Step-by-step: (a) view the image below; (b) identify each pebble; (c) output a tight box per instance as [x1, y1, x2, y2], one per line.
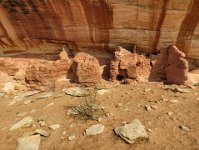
[46, 102, 55, 107]
[62, 131, 66, 135]
[169, 99, 178, 103]
[116, 103, 123, 107]
[37, 92, 53, 100]
[68, 134, 76, 141]
[180, 125, 190, 132]
[196, 98, 199, 101]
[49, 124, 60, 130]
[167, 112, 173, 116]
[145, 105, 152, 111]
[24, 100, 33, 105]
[85, 124, 105, 136]
[97, 89, 110, 96]
[39, 121, 46, 127]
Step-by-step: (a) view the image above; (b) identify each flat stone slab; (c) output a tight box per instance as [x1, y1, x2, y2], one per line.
[9, 117, 34, 131]
[49, 124, 60, 130]
[114, 119, 149, 144]
[86, 124, 105, 136]
[16, 135, 41, 150]
[64, 87, 89, 97]
[35, 129, 50, 137]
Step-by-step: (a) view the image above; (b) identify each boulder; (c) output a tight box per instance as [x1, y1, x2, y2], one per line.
[166, 46, 189, 85]
[114, 119, 148, 144]
[16, 135, 41, 150]
[73, 53, 101, 84]
[110, 47, 151, 82]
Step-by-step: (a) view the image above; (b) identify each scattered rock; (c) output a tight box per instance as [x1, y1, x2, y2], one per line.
[49, 124, 60, 130]
[196, 98, 199, 101]
[35, 129, 49, 137]
[167, 112, 173, 116]
[67, 108, 79, 115]
[38, 121, 46, 127]
[64, 87, 89, 97]
[16, 135, 41, 150]
[114, 119, 149, 144]
[169, 99, 178, 103]
[24, 100, 33, 105]
[85, 124, 105, 136]
[97, 89, 110, 96]
[68, 134, 76, 141]
[145, 105, 152, 111]
[116, 103, 123, 108]
[46, 102, 55, 107]
[37, 92, 53, 100]
[9, 117, 34, 131]
[180, 125, 190, 132]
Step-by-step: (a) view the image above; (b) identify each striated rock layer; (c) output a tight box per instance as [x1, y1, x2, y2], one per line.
[0, 0, 199, 61]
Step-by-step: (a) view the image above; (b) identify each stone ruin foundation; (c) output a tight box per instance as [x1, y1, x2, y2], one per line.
[0, 45, 198, 94]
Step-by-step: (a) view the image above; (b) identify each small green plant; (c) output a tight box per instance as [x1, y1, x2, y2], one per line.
[67, 86, 104, 120]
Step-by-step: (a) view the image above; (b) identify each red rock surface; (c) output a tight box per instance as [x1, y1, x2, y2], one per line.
[110, 47, 151, 82]
[73, 52, 101, 84]
[166, 46, 189, 85]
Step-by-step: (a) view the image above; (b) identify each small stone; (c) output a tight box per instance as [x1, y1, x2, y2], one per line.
[151, 105, 158, 110]
[85, 124, 105, 136]
[37, 92, 53, 100]
[9, 117, 34, 131]
[114, 119, 149, 144]
[180, 125, 190, 132]
[67, 108, 79, 115]
[196, 98, 199, 101]
[64, 87, 89, 97]
[97, 89, 110, 96]
[24, 100, 33, 105]
[39, 121, 46, 127]
[62, 131, 66, 135]
[35, 129, 49, 137]
[116, 103, 123, 107]
[167, 112, 173, 116]
[147, 128, 152, 132]
[169, 99, 178, 103]
[145, 105, 152, 111]
[46, 102, 55, 107]
[60, 136, 65, 140]
[68, 134, 76, 141]
[98, 117, 102, 123]
[16, 135, 41, 150]
[122, 121, 127, 125]
[49, 124, 60, 130]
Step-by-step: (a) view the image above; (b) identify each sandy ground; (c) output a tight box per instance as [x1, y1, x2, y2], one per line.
[0, 82, 198, 150]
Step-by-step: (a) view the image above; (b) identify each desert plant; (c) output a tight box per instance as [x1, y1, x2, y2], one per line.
[67, 86, 104, 120]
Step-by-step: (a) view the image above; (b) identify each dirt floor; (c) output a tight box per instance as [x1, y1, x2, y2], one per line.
[0, 82, 198, 150]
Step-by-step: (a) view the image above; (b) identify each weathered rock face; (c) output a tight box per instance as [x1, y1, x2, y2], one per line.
[110, 47, 151, 82]
[150, 46, 190, 85]
[166, 46, 189, 85]
[73, 52, 101, 84]
[0, 0, 199, 61]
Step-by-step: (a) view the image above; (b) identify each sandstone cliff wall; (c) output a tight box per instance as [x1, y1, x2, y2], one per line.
[0, 0, 199, 60]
